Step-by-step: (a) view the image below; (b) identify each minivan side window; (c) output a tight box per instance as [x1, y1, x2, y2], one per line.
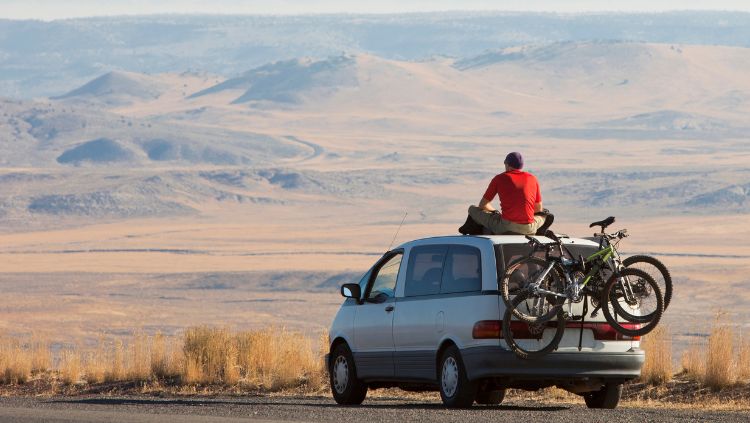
[366, 253, 402, 302]
[441, 245, 482, 294]
[404, 245, 447, 297]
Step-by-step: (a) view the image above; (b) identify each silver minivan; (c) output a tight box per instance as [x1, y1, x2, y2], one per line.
[327, 235, 644, 408]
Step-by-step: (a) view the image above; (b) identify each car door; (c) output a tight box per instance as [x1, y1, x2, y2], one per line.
[352, 250, 403, 379]
[393, 245, 447, 381]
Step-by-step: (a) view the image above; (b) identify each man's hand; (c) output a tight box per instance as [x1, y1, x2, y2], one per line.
[534, 202, 543, 213]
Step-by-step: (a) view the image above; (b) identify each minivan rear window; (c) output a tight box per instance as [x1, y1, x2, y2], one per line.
[494, 241, 600, 288]
[404, 245, 447, 297]
[441, 245, 481, 294]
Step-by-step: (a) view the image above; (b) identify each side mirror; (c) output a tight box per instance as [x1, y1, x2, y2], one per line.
[341, 283, 361, 300]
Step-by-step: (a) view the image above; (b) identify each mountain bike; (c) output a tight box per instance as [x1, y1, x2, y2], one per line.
[498, 220, 663, 358]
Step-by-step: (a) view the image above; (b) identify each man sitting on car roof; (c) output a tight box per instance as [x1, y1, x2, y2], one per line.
[467, 151, 547, 235]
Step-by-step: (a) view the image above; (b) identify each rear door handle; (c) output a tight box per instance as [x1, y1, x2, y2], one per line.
[385, 305, 395, 312]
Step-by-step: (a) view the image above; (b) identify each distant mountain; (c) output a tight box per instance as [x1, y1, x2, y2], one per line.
[3, 12, 750, 98]
[190, 56, 357, 105]
[57, 138, 135, 164]
[52, 71, 165, 105]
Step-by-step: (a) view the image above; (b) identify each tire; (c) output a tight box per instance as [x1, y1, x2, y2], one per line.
[501, 256, 566, 323]
[601, 268, 663, 337]
[329, 344, 368, 405]
[502, 290, 566, 359]
[623, 255, 672, 311]
[475, 388, 506, 405]
[438, 345, 477, 408]
[584, 383, 622, 409]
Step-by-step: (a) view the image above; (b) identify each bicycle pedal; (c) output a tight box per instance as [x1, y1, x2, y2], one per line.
[568, 315, 584, 321]
[590, 311, 599, 318]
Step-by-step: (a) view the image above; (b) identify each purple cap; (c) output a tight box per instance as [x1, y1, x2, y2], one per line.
[504, 152, 524, 169]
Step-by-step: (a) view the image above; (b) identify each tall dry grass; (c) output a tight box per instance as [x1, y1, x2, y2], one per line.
[737, 337, 750, 382]
[0, 338, 32, 384]
[678, 317, 750, 389]
[0, 327, 327, 391]
[183, 326, 324, 390]
[704, 324, 734, 389]
[640, 326, 672, 385]
[59, 349, 82, 385]
[681, 342, 706, 381]
[30, 337, 51, 374]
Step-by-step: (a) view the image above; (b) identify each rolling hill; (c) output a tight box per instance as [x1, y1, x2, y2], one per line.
[0, 41, 747, 226]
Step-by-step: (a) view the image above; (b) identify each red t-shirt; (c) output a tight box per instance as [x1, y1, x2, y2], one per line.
[482, 170, 542, 224]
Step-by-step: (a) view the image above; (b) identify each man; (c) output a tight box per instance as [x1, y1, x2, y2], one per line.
[468, 152, 546, 235]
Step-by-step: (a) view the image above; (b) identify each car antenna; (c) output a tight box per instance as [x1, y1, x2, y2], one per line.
[386, 212, 408, 252]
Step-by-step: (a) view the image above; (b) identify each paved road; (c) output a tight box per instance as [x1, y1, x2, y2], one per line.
[0, 395, 746, 422]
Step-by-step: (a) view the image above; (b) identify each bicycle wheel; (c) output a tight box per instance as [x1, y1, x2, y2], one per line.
[501, 256, 566, 323]
[502, 290, 565, 360]
[601, 268, 663, 337]
[622, 255, 672, 311]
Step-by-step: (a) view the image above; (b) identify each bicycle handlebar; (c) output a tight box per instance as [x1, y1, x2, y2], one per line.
[594, 229, 628, 240]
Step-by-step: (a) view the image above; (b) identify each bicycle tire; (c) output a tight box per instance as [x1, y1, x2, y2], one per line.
[622, 255, 672, 311]
[609, 267, 662, 324]
[501, 256, 566, 323]
[601, 268, 663, 337]
[502, 290, 565, 360]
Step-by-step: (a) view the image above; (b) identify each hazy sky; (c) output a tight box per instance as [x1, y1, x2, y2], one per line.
[4, 0, 750, 20]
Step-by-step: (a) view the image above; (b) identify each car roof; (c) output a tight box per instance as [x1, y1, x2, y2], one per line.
[396, 234, 600, 250]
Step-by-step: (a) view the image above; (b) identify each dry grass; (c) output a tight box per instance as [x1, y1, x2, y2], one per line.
[677, 316, 750, 390]
[30, 337, 51, 374]
[640, 326, 673, 385]
[0, 327, 327, 392]
[705, 324, 734, 389]
[59, 349, 82, 385]
[1, 323, 748, 401]
[737, 337, 750, 382]
[0, 339, 32, 384]
[680, 343, 706, 381]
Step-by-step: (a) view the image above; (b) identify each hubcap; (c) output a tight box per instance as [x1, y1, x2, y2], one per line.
[332, 355, 349, 394]
[441, 357, 459, 398]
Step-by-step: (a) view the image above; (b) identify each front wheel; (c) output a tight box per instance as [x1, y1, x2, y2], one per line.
[329, 344, 368, 405]
[601, 268, 663, 337]
[438, 345, 477, 408]
[623, 255, 672, 311]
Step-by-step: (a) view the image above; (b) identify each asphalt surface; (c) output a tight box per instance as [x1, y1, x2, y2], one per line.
[0, 395, 746, 422]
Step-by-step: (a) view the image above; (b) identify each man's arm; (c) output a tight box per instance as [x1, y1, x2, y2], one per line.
[534, 202, 543, 213]
[479, 197, 497, 212]
[479, 176, 498, 212]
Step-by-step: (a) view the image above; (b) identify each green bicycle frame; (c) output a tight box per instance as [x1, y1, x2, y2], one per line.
[576, 244, 616, 288]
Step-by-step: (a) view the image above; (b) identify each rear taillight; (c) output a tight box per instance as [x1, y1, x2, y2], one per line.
[472, 320, 501, 339]
[472, 320, 562, 339]
[473, 320, 641, 341]
[564, 322, 641, 341]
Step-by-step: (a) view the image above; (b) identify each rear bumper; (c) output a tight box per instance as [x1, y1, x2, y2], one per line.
[462, 346, 644, 382]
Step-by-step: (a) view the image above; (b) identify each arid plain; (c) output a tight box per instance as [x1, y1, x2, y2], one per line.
[0, 42, 748, 357]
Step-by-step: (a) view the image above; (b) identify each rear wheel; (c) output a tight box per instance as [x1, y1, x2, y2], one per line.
[501, 257, 566, 323]
[584, 383, 622, 409]
[623, 255, 672, 311]
[438, 345, 477, 408]
[475, 388, 506, 405]
[329, 344, 368, 405]
[601, 268, 663, 337]
[502, 290, 566, 359]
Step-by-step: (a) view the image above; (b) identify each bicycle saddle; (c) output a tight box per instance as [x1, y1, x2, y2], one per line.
[589, 216, 615, 229]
